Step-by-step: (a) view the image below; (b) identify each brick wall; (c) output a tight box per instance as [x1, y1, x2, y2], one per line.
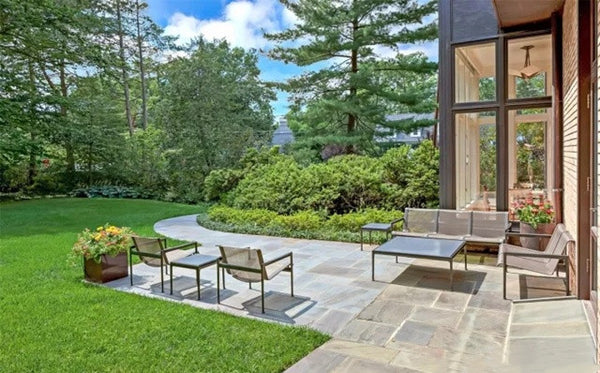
[562, 0, 579, 294]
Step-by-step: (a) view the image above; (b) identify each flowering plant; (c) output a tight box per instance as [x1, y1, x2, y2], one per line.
[511, 196, 554, 229]
[71, 224, 135, 263]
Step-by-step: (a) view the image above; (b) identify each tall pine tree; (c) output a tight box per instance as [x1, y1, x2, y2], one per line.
[265, 0, 438, 157]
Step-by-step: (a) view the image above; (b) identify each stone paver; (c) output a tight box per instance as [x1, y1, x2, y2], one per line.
[104, 215, 598, 372]
[390, 320, 436, 346]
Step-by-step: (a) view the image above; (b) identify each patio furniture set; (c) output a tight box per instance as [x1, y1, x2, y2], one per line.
[367, 208, 575, 299]
[128, 208, 576, 310]
[129, 237, 293, 313]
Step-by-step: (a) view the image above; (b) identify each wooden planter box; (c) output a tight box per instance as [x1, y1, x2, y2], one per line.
[84, 252, 128, 283]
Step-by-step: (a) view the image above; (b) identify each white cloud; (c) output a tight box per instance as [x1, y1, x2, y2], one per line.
[164, 0, 280, 49]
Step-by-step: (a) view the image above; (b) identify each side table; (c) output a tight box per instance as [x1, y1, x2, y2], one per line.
[170, 254, 220, 300]
[360, 223, 393, 251]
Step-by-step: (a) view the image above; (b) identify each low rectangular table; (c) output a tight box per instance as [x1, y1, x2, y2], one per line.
[372, 236, 467, 287]
[170, 254, 220, 300]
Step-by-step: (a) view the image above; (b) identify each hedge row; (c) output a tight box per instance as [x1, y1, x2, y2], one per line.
[202, 205, 403, 243]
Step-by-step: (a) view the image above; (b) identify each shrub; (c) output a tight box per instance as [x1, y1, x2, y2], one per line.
[203, 168, 244, 202]
[206, 205, 399, 243]
[327, 209, 402, 232]
[211, 141, 439, 215]
[208, 205, 279, 226]
[70, 185, 153, 199]
[324, 155, 385, 213]
[230, 158, 318, 214]
[381, 140, 439, 208]
[274, 210, 324, 231]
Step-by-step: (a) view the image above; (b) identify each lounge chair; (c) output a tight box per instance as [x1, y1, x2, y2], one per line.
[130, 236, 198, 292]
[498, 223, 575, 300]
[217, 245, 293, 313]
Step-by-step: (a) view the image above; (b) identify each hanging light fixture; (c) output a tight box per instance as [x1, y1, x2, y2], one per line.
[519, 45, 541, 80]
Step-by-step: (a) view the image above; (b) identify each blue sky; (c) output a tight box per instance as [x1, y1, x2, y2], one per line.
[146, 0, 438, 117]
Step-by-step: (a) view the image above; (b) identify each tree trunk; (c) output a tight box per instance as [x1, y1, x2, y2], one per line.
[60, 61, 76, 183]
[432, 80, 439, 148]
[117, 0, 135, 136]
[346, 18, 359, 154]
[27, 62, 37, 186]
[135, 0, 148, 130]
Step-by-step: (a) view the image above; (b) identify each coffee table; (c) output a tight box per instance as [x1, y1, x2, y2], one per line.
[170, 254, 220, 300]
[371, 236, 467, 288]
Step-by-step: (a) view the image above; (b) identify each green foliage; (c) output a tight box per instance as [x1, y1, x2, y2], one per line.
[266, 0, 438, 155]
[71, 185, 152, 199]
[204, 205, 400, 243]
[231, 157, 316, 214]
[381, 140, 440, 208]
[511, 197, 554, 229]
[155, 39, 275, 203]
[516, 121, 545, 188]
[122, 126, 170, 196]
[0, 199, 327, 372]
[203, 168, 244, 202]
[70, 223, 135, 263]
[204, 146, 283, 202]
[479, 125, 497, 191]
[275, 210, 324, 231]
[221, 141, 439, 215]
[208, 205, 279, 227]
[327, 209, 401, 232]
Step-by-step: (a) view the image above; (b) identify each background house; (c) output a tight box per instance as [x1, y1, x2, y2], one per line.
[271, 117, 295, 150]
[375, 113, 436, 146]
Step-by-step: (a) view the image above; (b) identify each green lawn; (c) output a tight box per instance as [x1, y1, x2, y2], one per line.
[0, 198, 328, 372]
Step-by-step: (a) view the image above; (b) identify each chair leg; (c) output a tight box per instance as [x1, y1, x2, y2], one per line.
[290, 267, 294, 297]
[261, 277, 265, 313]
[249, 282, 252, 289]
[129, 251, 133, 286]
[360, 229, 363, 251]
[503, 260, 507, 300]
[217, 263, 221, 304]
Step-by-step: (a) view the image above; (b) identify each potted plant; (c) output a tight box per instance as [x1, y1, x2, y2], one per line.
[71, 223, 135, 283]
[511, 196, 555, 250]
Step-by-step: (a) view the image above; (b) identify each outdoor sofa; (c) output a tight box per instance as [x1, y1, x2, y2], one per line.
[392, 208, 510, 245]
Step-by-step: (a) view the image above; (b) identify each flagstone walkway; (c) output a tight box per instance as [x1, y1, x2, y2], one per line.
[106, 214, 598, 372]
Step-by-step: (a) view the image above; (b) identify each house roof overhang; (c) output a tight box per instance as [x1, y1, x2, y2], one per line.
[492, 0, 564, 29]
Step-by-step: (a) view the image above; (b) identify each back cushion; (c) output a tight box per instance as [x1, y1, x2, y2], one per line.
[437, 210, 471, 236]
[404, 208, 438, 233]
[471, 211, 508, 238]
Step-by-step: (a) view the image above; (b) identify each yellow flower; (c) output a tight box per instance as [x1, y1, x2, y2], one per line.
[96, 226, 103, 231]
[94, 233, 102, 241]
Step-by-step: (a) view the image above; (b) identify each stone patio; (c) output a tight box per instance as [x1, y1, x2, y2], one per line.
[106, 215, 598, 372]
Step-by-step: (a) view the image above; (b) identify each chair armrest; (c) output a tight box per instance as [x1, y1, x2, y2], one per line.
[218, 262, 262, 273]
[505, 232, 552, 238]
[263, 252, 293, 266]
[390, 218, 404, 230]
[163, 241, 198, 253]
[504, 252, 568, 260]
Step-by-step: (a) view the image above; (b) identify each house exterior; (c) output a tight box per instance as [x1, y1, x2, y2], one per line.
[439, 0, 599, 358]
[375, 113, 436, 145]
[271, 117, 295, 149]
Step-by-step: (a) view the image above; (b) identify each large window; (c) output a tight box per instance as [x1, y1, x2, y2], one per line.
[507, 108, 555, 218]
[455, 112, 497, 211]
[454, 43, 496, 103]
